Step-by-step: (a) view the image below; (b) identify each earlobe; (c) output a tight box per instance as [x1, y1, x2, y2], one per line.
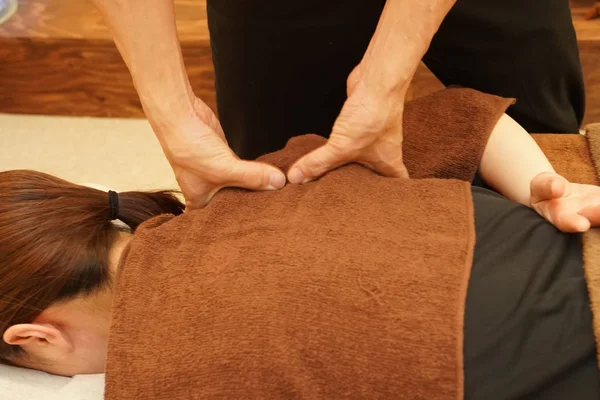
[3, 323, 71, 351]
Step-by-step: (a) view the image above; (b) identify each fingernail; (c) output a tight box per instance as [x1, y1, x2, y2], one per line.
[268, 172, 286, 190]
[288, 168, 305, 184]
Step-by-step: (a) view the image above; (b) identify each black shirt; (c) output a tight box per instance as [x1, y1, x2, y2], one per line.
[465, 187, 600, 399]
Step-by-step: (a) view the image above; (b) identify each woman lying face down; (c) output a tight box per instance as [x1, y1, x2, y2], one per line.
[0, 179, 182, 376]
[1, 102, 600, 396]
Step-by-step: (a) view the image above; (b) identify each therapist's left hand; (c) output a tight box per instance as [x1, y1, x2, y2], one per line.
[531, 172, 600, 232]
[287, 65, 410, 184]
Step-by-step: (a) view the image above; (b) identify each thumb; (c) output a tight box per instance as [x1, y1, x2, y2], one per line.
[531, 172, 568, 203]
[225, 159, 287, 191]
[288, 143, 349, 184]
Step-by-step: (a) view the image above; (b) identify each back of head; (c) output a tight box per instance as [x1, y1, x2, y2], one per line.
[0, 170, 184, 364]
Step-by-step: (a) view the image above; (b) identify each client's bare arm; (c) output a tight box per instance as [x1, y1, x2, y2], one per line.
[479, 114, 555, 206]
[479, 115, 600, 232]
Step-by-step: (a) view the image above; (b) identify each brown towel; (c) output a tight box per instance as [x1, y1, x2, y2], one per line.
[532, 134, 598, 186]
[533, 125, 600, 372]
[571, 124, 600, 372]
[105, 88, 512, 400]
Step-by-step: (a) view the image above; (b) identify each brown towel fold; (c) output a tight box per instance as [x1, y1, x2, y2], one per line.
[105, 88, 512, 400]
[533, 125, 600, 373]
[532, 134, 598, 186]
[576, 123, 600, 372]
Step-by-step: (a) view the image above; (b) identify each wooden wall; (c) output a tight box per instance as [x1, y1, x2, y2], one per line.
[0, 0, 215, 117]
[0, 0, 598, 126]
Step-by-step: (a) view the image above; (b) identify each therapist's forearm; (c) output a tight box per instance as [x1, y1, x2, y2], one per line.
[92, 0, 193, 127]
[360, 0, 455, 95]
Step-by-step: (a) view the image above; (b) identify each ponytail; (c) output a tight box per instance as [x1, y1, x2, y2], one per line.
[116, 190, 185, 230]
[0, 170, 184, 363]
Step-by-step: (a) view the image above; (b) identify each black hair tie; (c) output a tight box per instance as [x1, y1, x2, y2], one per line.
[108, 190, 120, 221]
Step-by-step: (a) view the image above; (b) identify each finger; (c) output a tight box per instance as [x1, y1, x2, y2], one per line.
[550, 175, 569, 198]
[531, 172, 567, 202]
[553, 211, 591, 233]
[288, 143, 350, 184]
[576, 217, 593, 232]
[578, 204, 600, 227]
[226, 159, 287, 191]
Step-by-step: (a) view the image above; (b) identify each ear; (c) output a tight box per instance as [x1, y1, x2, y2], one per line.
[3, 324, 72, 353]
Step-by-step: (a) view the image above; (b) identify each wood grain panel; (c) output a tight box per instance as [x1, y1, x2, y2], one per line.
[573, 4, 600, 125]
[0, 0, 598, 124]
[580, 41, 600, 125]
[0, 37, 216, 117]
[0, 0, 209, 41]
[572, 0, 600, 27]
[0, 0, 213, 117]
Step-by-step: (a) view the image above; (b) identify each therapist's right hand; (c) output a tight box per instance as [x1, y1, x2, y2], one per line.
[151, 97, 287, 209]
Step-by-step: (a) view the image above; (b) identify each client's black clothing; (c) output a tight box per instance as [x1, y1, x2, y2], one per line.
[207, 0, 584, 159]
[466, 187, 600, 399]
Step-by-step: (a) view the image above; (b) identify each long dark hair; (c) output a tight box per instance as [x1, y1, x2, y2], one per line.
[0, 170, 184, 363]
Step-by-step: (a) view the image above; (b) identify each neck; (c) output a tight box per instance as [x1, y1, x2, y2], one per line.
[109, 232, 133, 277]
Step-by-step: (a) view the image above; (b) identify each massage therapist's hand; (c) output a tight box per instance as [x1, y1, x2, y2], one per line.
[531, 172, 600, 232]
[287, 0, 457, 183]
[90, 0, 286, 209]
[288, 65, 410, 184]
[152, 97, 286, 209]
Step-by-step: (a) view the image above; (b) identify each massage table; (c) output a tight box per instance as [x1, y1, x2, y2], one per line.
[1, 123, 600, 400]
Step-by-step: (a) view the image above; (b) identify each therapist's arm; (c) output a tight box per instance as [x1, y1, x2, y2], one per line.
[91, 0, 192, 123]
[359, 0, 455, 96]
[289, 0, 456, 184]
[91, 0, 286, 209]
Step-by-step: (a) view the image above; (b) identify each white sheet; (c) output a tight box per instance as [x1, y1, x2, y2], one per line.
[0, 365, 104, 400]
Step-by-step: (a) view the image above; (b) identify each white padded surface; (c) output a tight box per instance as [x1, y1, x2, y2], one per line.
[1, 113, 179, 399]
[0, 365, 104, 400]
